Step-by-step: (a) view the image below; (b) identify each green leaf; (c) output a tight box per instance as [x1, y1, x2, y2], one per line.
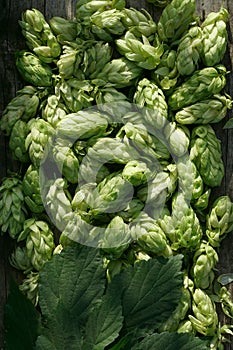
[4, 280, 39, 350]
[130, 331, 208, 350]
[82, 291, 123, 350]
[224, 118, 233, 129]
[218, 273, 233, 286]
[37, 243, 106, 349]
[109, 255, 183, 332]
[35, 335, 57, 350]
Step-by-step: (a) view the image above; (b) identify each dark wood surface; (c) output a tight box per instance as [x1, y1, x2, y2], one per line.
[1, 0, 233, 348]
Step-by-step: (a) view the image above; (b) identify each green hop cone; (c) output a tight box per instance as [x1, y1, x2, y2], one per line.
[116, 31, 164, 70]
[56, 41, 84, 79]
[206, 195, 233, 247]
[175, 94, 232, 125]
[191, 240, 219, 289]
[56, 109, 108, 141]
[18, 218, 55, 271]
[121, 8, 157, 39]
[91, 172, 134, 218]
[130, 212, 172, 257]
[20, 8, 61, 63]
[49, 16, 79, 44]
[168, 65, 227, 110]
[19, 271, 39, 306]
[16, 51, 53, 86]
[201, 7, 229, 67]
[190, 125, 224, 187]
[100, 216, 131, 259]
[25, 118, 55, 167]
[52, 138, 79, 184]
[157, 0, 196, 43]
[22, 165, 44, 214]
[9, 120, 30, 163]
[189, 288, 218, 336]
[95, 57, 143, 87]
[176, 25, 203, 76]
[116, 198, 144, 222]
[90, 9, 125, 41]
[82, 41, 112, 79]
[45, 178, 72, 231]
[56, 78, 94, 112]
[133, 78, 169, 129]
[0, 86, 39, 136]
[0, 176, 28, 238]
[122, 160, 152, 186]
[42, 94, 68, 127]
[10, 246, 33, 273]
[153, 49, 179, 90]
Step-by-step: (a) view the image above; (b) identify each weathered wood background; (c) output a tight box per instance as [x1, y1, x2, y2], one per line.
[1, 0, 233, 348]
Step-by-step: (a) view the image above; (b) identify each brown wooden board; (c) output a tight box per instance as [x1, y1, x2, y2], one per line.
[1, 0, 233, 348]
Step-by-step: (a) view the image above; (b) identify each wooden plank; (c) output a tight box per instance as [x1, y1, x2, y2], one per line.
[1, 0, 233, 348]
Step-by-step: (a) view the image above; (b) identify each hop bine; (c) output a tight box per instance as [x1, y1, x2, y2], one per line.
[16, 51, 53, 87]
[168, 65, 227, 110]
[0, 176, 28, 238]
[19, 8, 61, 63]
[0, 86, 39, 136]
[201, 7, 229, 67]
[190, 125, 224, 187]
[157, 0, 196, 43]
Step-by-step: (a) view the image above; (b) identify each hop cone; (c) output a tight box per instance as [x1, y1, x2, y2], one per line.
[56, 109, 108, 141]
[52, 138, 80, 184]
[100, 216, 131, 259]
[16, 51, 53, 86]
[122, 160, 152, 186]
[121, 8, 157, 39]
[201, 7, 229, 66]
[189, 288, 218, 336]
[95, 57, 143, 87]
[175, 94, 232, 124]
[49, 16, 78, 44]
[159, 193, 203, 251]
[9, 120, 30, 163]
[190, 125, 224, 187]
[176, 25, 203, 76]
[57, 78, 94, 112]
[22, 165, 44, 214]
[19, 8, 60, 63]
[0, 86, 39, 136]
[153, 49, 179, 90]
[25, 118, 55, 167]
[131, 213, 172, 257]
[45, 178, 72, 230]
[157, 0, 196, 43]
[56, 41, 85, 79]
[116, 31, 164, 70]
[17, 218, 55, 271]
[168, 65, 227, 110]
[191, 240, 218, 289]
[133, 78, 168, 129]
[0, 176, 28, 238]
[206, 196, 233, 247]
[10, 246, 33, 273]
[42, 94, 68, 127]
[90, 9, 125, 41]
[19, 271, 39, 306]
[82, 41, 112, 79]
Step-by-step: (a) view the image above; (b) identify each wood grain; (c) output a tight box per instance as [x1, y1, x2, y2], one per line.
[1, 1, 233, 348]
